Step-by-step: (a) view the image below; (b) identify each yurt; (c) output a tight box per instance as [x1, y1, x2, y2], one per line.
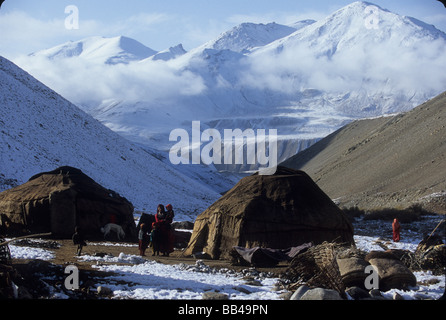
[184, 167, 354, 259]
[0, 166, 136, 240]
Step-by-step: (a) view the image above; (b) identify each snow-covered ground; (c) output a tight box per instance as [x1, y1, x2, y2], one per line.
[8, 218, 445, 300]
[84, 256, 281, 300]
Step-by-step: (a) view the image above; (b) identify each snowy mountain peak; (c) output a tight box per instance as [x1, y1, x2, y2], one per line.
[287, 19, 316, 30]
[151, 44, 187, 61]
[12, 2, 446, 175]
[113, 36, 158, 61]
[30, 35, 158, 64]
[206, 22, 297, 53]
[263, 0, 446, 60]
[319, 1, 446, 39]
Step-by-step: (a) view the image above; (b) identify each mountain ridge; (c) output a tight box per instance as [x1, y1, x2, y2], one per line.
[29, 35, 158, 64]
[0, 56, 226, 219]
[281, 90, 446, 213]
[13, 1, 446, 173]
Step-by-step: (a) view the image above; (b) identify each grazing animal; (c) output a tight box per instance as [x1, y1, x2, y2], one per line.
[100, 223, 126, 240]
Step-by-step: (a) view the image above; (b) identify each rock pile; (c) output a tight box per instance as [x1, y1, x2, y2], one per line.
[280, 240, 444, 300]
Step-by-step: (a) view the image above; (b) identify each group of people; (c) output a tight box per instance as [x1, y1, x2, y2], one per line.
[71, 204, 176, 257]
[138, 204, 175, 257]
[73, 209, 403, 258]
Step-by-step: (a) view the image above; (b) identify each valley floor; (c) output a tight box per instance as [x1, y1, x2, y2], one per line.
[5, 214, 445, 301]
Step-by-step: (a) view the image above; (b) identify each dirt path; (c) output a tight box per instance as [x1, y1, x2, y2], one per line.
[12, 238, 288, 276]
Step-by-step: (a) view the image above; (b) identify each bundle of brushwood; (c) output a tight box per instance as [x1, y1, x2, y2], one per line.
[283, 241, 347, 298]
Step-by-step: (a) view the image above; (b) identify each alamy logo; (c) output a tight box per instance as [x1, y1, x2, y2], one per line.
[65, 5, 79, 30]
[169, 121, 278, 175]
[364, 265, 379, 290]
[364, 5, 380, 30]
[64, 265, 79, 290]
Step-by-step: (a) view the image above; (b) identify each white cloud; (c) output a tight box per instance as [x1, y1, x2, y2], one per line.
[0, 10, 102, 59]
[239, 34, 446, 96]
[14, 54, 206, 106]
[0, 10, 177, 59]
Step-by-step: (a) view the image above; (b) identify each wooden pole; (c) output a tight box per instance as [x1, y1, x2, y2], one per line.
[0, 232, 52, 247]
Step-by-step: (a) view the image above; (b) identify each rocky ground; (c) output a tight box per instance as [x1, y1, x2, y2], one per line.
[2, 214, 444, 300]
[6, 237, 287, 299]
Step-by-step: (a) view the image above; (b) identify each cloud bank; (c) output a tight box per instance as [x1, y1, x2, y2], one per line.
[14, 54, 207, 106]
[241, 35, 446, 96]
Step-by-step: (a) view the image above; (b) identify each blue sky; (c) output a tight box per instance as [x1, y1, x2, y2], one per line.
[1, 0, 445, 59]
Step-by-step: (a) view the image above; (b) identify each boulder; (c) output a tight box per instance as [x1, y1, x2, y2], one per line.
[345, 286, 370, 300]
[290, 285, 310, 300]
[202, 291, 229, 300]
[97, 286, 113, 296]
[300, 288, 343, 300]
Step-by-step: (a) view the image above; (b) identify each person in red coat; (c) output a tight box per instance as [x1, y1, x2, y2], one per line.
[154, 204, 174, 256]
[392, 218, 401, 242]
[155, 204, 166, 223]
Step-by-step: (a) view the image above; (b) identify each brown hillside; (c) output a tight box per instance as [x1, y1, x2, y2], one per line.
[282, 91, 446, 213]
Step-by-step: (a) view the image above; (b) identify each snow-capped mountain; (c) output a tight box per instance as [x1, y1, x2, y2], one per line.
[202, 22, 299, 53]
[29, 36, 158, 64]
[14, 1, 446, 172]
[0, 56, 232, 220]
[151, 44, 187, 61]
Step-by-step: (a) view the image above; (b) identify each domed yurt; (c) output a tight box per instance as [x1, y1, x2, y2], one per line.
[0, 166, 136, 240]
[184, 167, 354, 259]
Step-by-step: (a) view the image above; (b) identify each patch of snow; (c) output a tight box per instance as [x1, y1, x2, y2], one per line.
[87, 256, 282, 300]
[9, 243, 55, 260]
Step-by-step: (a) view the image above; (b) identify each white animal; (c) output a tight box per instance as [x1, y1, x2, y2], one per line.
[100, 223, 125, 240]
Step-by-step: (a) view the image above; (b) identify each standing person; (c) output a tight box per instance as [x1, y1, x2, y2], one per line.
[72, 226, 87, 256]
[138, 223, 149, 256]
[155, 204, 166, 223]
[165, 204, 175, 254]
[392, 218, 401, 242]
[150, 223, 161, 256]
[155, 204, 172, 256]
[165, 204, 175, 224]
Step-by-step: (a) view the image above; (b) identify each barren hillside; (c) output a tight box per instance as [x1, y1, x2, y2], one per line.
[282, 91, 446, 213]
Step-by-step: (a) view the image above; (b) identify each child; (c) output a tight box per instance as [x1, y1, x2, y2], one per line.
[72, 226, 87, 256]
[138, 223, 149, 256]
[150, 223, 161, 256]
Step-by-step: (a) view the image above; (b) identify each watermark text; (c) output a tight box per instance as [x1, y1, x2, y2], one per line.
[364, 5, 380, 30]
[65, 5, 79, 30]
[169, 121, 277, 175]
[64, 265, 79, 290]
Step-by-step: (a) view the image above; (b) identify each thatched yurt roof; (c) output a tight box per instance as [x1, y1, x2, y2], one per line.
[184, 167, 354, 260]
[0, 166, 136, 239]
